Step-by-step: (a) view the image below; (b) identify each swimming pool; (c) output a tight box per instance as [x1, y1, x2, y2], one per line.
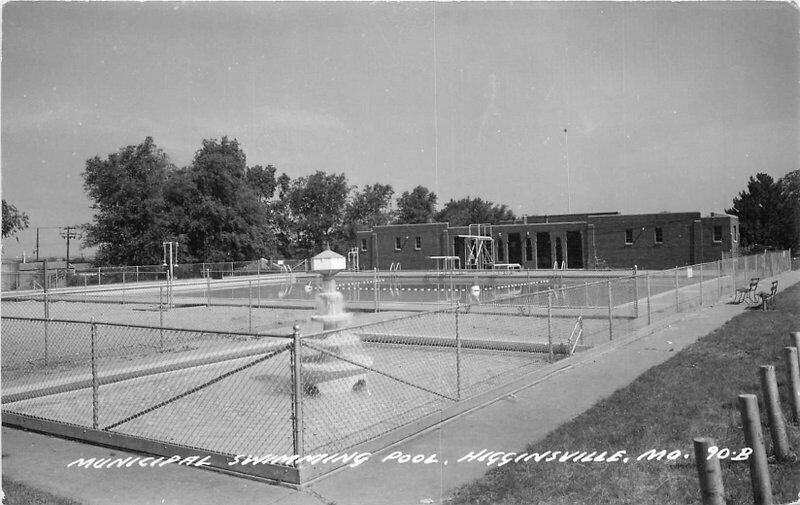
[181, 275, 554, 305]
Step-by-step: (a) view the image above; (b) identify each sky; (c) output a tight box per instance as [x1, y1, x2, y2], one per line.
[1, 1, 798, 260]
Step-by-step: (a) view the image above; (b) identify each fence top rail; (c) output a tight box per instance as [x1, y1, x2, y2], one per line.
[0, 316, 294, 340]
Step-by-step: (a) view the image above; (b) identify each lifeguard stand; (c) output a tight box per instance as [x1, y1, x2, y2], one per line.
[459, 223, 496, 270]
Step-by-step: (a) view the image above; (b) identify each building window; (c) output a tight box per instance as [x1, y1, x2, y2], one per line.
[625, 229, 633, 245]
[713, 226, 723, 243]
[395, 237, 402, 251]
[414, 236, 422, 250]
[654, 227, 663, 244]
[360, 239, 367, 252]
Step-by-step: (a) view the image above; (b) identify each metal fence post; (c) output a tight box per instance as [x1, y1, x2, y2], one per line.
[646, 273, 652, 326]
[122, 271, 126, 304]
[159, 286, 164, 351]
[547, 289, 554, 362]
[206, 275, 211, 307]
[785, 346, 800, 424]
[292, 325, 304, 459]
[793, 332, 800, 354]
[91, 319, 99, 430]
[43, 291, 50, 365]
[455, 303, 462, 400]
[674, 268, 680, 312]
[248, 280, 253, 333]
[694, 437, 725, 505]
[760, 366, 791, 461]
[738, 394, 773, 505]
[633, 266, 639, 318]
[98, 267, 101, 286]
[607, 280, 613, 341]
[699, 263, 704, 306]
[373, 268, 379, 312]
[731, 255, 736, 297]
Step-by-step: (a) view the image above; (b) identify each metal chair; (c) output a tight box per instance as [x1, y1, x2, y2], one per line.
[734, 278, 759, 304]
[756, 280, 778, 311]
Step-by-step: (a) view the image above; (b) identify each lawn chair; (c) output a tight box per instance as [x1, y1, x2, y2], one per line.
[734, 278, 759, 304]
[756, 280, 778, 311]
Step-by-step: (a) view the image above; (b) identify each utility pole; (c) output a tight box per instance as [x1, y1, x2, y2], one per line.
[60, 226, 77, 267]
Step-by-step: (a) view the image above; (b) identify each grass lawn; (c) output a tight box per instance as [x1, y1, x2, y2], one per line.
[449, 281, 800, 505]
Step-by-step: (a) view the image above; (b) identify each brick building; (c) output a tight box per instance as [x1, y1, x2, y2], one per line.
[354, 211, 740, 271]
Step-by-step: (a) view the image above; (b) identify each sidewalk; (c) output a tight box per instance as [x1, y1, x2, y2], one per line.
[4, 268, 799, 505]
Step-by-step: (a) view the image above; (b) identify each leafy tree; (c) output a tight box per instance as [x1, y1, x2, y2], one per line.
[284, 171, 350, 256]
[343, 183, 395, 241]
[2, 200, 30, 239]
[172, 137, 277, 262]
[725, 172, 793, 250]
[434, 196, 515, 226]
[778, 169, 800, 250]
[82, 137, 172, 265]
[246, 164, 278, 202]
[396, 185, 437, 224]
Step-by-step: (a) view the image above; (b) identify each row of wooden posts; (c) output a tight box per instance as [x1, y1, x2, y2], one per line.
[695, 331, 800, 505]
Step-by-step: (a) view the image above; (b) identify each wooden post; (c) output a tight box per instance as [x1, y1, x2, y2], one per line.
[760, 365, 791, 461]
[785, 347, 800, 424]
[694, 437, 725, 505]
[738, 394, 774, 505]
[91, 320, 99, 430]
[292, 325, 304, 460]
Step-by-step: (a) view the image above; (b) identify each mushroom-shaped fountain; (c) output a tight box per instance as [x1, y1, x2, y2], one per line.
[302, 248, 373, 395]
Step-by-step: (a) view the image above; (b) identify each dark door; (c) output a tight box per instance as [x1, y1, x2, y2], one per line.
[536, 232, 551, 269]
[508, 233, 522, 264]
[566, 231, 584, 269]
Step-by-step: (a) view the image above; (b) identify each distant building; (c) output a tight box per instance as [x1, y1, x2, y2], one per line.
[355, 211, 740, 271]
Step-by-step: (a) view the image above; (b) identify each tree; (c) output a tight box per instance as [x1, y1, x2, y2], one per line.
[778, 169, 800, 250]
[172, 137, 277, 262]
[2, 200, 30, 239]
[434, 196, 515, 226]
[246, 164, 278, 203]
[725, 172, 793, 250]
[284, 171, 350, 255]
[396, 186, 437, 224]
[82, 137, 172, 265]
[343, 183, 395, 241]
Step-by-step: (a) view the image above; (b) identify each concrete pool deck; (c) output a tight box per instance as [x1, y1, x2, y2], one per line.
[3, 267, 799, 505]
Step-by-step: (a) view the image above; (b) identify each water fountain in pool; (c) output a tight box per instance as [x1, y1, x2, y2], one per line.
[302, 248, 373, 396]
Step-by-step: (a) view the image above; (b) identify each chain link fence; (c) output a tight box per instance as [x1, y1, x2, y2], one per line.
[1, 250, 792, 483]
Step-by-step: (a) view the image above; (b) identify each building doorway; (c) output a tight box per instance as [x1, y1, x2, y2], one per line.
[566, 231, 584, 269]
[536, 232, 551, 269]
[507, 233, 522, 264]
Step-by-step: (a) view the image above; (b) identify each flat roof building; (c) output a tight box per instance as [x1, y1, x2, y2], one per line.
[355, 211, 739, 271]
